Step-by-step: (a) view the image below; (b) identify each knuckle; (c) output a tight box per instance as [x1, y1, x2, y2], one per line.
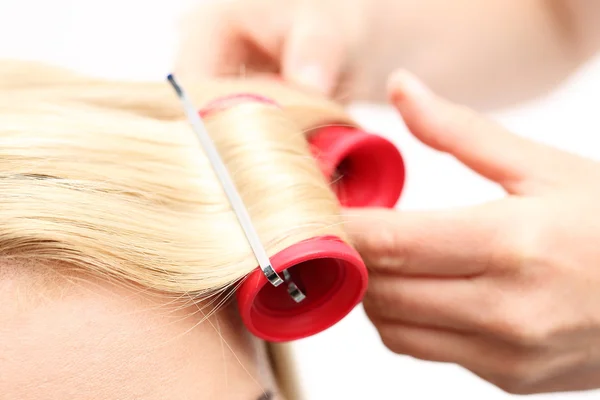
[362, 226, 394, 254]
[486, 305, 549, 347]
[483, 217, 555, 347]
[504, 206, 553, 269]
[358, 227, 407, 272]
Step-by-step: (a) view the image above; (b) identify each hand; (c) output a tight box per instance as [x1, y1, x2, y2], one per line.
[174, 0, 372, 100]
[343, 71, 600, 394]
[174, 1, 597, 110]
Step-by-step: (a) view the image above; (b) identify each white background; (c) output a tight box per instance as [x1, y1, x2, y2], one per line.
[2, 0, 600, 399]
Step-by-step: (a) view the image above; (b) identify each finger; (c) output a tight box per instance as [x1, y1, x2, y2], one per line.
[280, 5, 346, 95]
[375, 322, 539, 384]
[342, 202, 519, 277]
[175, 0, 288, 78]
[376, 322, 483, 365]
[388, 70, 577, 194]
[519, 365, 600, 394]
[175, 2, 239, 77]
[363, 275, 493, 333]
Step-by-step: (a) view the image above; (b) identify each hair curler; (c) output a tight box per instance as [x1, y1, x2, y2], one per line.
[261, 75, 406, 208]
[199, 93, 406, 209]
[169, 81, 377, 342]
[196, 93, 370, 342]
[309, 126, 405, 208]
[237, 235, 367, 342]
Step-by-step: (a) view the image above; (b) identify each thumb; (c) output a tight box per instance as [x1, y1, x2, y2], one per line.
[388, 70, 570, 194]
[281, 6, 345, 96]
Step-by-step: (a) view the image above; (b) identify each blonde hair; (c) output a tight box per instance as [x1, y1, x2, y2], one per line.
[0, 60, 369, 399]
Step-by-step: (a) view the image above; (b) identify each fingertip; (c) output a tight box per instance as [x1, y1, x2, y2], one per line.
[387, 69, 433, 108]
[386, 70, 452, 151]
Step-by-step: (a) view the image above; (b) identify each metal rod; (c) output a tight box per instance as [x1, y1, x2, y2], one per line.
[166, 75, 306, 303]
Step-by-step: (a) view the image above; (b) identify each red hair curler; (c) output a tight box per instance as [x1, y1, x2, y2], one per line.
[309, 126, 405, 208]
[254, 75, 405, 208]
[201, 95, 406, 208]
[237, 235, 367, 342]
[196, 93, 369, 342]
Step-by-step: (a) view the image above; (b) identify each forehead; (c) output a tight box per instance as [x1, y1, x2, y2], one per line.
[0, 259, 274, 399]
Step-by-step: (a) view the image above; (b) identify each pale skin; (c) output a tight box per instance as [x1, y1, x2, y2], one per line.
[177, 0, 600, 394]
[176, 0, 600, 110]
[342, 70, 600, 394]
[0, 259, 281, 400]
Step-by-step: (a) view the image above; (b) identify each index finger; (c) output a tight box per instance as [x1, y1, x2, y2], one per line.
[342, 201, 518, 277]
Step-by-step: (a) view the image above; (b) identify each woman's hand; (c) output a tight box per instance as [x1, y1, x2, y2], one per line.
[174, 0, 372, 100]
[175, 0, 599, 109]
[343, 71, 600, 394]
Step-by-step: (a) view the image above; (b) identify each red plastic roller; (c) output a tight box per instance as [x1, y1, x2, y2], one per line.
[236, 235, 367, 342]
[198, 94, 369, 342]
[309, 126, 405, 208]
[200, 93, 406, 208]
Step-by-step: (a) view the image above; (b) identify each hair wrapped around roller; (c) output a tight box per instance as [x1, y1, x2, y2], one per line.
[0, 60, 381, 301]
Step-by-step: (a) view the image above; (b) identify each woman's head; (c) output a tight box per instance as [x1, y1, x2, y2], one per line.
[0, 60, 379, 399]
[1, 257, 283, 399]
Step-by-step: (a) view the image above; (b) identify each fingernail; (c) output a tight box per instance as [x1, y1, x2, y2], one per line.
[388, 70, 432, 104]
[291, 64, 330, 94]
